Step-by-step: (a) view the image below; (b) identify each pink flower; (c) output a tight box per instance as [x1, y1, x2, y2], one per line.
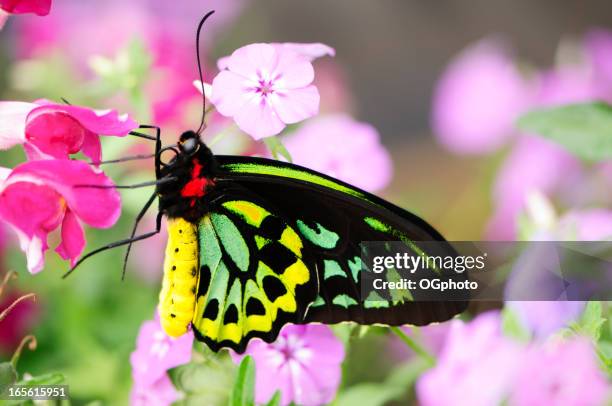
[130, 374, 179, 406]
[584, 28, 612, 97]
[510, 338, 609, 405]
[0, 0, 51, 15]
[0, 101, 137, 163]
[0, 160, 120, 273]
[233, 324, 345, 406]
[283, 115, 392, 192]
[487, 136, 580, 239]
[130, 315, 193, 387]
[432, 39, 532, 154]
[211, 43, 322, 139]
[417, 312, 524, 406]
[557, 209, 612, 240]
[217, 42, 335, 70]
[508, 301, 585, 339]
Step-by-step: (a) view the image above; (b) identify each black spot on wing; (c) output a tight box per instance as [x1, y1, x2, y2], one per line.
[246, 297, 266, 316]
[259, 241, 296, 274]
[198, 265, 211, 294]
[263, 276, 287, 302]
[259, 215, 284, 240]
[224, 304, 238, 324]
[203, 299, 219, 320]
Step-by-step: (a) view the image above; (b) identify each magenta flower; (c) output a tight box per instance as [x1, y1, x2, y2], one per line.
[417, 312, 523, 406]
[0, 100, 137, 163]
[0, 0, 51, 15]
[510, 338, 609, 405]
[432, 39, 532, 154]
[130, 315, 193, 387]
[0, 160, 120, 273]
[211, 43, 322, 139]
[283, 115, 392, 192]
[130, 374, 179, 406]
[585, 28, 612, 95]
[233, 324, 345, 406]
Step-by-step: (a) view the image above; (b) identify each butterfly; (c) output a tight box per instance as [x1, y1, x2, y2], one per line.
[67, 11, 467, 354]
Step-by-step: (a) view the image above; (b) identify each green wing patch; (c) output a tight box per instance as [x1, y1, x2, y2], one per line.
[191, 200, 318, 353]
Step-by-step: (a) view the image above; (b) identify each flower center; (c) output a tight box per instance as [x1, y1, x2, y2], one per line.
[257, 79, 275, 96]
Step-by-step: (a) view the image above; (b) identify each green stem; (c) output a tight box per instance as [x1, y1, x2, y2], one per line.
[11, 335, 37, 369]
[390, 326, 435, 366]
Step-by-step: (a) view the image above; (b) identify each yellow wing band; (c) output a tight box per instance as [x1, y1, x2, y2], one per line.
[158, 218, 199, 337]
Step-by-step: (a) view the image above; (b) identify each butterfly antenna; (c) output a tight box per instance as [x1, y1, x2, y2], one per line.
[195, 10, 216, 135]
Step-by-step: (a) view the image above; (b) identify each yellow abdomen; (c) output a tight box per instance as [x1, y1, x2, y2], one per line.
[158, 218, 199, 337]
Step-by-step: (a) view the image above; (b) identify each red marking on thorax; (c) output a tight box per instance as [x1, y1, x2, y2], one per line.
[181, 160, 212, 206]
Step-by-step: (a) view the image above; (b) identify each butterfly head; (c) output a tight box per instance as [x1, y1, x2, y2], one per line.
[157, 130, 216, 221]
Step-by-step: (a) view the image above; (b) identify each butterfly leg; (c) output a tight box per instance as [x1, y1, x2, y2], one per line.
[63, 211, 163, 279]
[121, 191, 158, 280]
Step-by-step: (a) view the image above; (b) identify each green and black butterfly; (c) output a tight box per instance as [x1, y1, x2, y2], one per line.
[68, 11, 467, 353]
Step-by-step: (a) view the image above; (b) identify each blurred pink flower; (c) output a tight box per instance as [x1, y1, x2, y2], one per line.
[391, 323, 451, 360]
[558, 209, 612, 240]
[417, 311, 523, 406]
[130, 374, 179, 406]
[130, 314, 193, 387]
[487, 136, 580, 239]
[0, 100, 137, 163]
[283, 115, 392, 192]
[432, 39, 532, 154]
[233, 324, 345, 406]
[211, 43, 322, 139]
[508, 301, 585, 339]
[535, 66, 601, 106]
[0, 0, 50, 15]
[0, 160, 120, 273]
[510, 338, 609, 405]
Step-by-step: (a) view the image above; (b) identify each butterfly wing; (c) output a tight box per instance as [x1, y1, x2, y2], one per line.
[190, 198, 318, 353]
[211, 156, 468, 327]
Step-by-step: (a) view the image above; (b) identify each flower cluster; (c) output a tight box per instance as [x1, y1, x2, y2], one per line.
[432, 33, 612, 239]
[417, 311, 609, 406]
[0, 101, 136, 272]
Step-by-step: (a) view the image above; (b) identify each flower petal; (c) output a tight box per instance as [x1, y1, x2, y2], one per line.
[274, 43, 336, 61]
[273, 51, 315, 89]
[210, 70, 253, 117]
[4, 159, 121, 228]
[0, 0, 51, 16]
[227, 43, 279, 80]
[270, 86, 319, 125]
[0, 182, 65, 273]
[25, 111, 87, 159]
[81, 130, 102, 163]
[55, 209, 85, 266]
[234, 96, 286, 139]
[27, 102, 138, 137]
[0, 102, 35, 150]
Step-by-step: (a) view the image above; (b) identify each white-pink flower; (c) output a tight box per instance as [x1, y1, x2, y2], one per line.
[211, 43, 325, 139]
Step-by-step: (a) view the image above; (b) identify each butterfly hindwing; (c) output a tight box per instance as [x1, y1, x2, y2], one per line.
[214, 156, 468, 327]
[191, 199, 318, 353]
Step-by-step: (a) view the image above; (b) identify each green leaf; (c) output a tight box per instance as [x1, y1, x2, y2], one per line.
[577, 301, 605, 341]
[517, 102, 612, 162]
[501, 306, 531, 342]
[229, 356, 255, 406]
[16, 372, 65, 386]
[171, 356, 235, 406]
[264, 391, 281, 406]
[0, 362, 17, 394]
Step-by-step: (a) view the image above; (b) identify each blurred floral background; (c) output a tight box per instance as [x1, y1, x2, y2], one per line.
[0, 0, 611, 405]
